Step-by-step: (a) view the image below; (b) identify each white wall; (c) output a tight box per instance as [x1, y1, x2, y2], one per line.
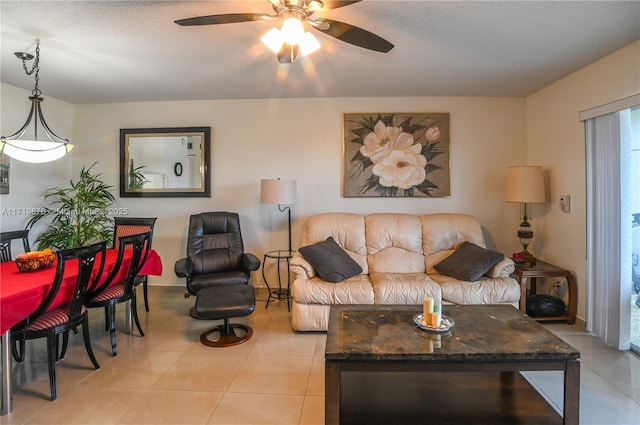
[4, 40, 637, 318]
[73, 97, 527, 287]
[0, 83, 73, 237]
[526, 40, 640, 321]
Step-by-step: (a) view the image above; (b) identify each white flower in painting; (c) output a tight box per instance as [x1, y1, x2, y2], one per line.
[425, 126, 440, 142]
[360, 120, 415, 163]
[372, 144, 427, 189]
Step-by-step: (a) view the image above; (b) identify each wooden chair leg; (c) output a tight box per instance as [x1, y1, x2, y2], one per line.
[108, 303, 118, 356]
[131, 293, 145, 337]
[12, 337, 25, 363]
[46, 332, 57, 401]
[143, 277, 150, 312]
[59, 332, 69, 360]
[82, 317, 100, 369]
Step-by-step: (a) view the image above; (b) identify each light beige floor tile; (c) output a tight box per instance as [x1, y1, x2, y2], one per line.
[4, 286, 639, 425]
[254, 328, 319, 357]
[24, 387, 144, 424]
[305, 356, 325, 396]
[79, 350, 182, 389]
[117, 389, 223, 424]
[151, 351, 248, 391]
[207, 393, 304, 425]
[227, 352, 312, 395]
[299, 396, 324, 425]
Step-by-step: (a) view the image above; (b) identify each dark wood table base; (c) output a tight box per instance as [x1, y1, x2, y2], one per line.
[336, 371, 563, 425]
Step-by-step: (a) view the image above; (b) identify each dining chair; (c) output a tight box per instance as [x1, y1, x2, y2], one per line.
[0, 229, 31, 262]
[86, 231, 151, 356]
[10, 241, 106, 401]
[113, 217, 157, 311]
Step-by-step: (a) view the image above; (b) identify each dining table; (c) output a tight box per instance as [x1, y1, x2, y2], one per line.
[0, 248, 163, 415]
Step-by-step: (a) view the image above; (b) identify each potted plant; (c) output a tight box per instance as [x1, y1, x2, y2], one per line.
[27, 163, 116, 250]
[127, 159, 148, 191]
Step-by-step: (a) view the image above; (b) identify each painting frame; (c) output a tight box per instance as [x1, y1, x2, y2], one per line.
[343, 112, 450, 198]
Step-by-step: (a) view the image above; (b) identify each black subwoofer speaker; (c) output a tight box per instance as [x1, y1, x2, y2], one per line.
[526, 294, 566, 317]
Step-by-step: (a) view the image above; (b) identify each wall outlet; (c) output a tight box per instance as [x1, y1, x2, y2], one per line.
[560, 195, 571, 212]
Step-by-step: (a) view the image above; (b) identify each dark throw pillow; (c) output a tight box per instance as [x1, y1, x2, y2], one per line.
[434, 241, 504, 282]
[299, 237, 363, 283]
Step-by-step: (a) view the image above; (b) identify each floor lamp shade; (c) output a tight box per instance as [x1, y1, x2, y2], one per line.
[261, 179, 296, 253]
[261, 179, 296, 205]
[506, 166, 545, 203]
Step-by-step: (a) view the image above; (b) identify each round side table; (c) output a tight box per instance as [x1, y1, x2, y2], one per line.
[262, 249, 295, 311]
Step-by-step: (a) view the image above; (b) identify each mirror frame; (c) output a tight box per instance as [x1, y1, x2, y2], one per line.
[119, 127, 211, 198]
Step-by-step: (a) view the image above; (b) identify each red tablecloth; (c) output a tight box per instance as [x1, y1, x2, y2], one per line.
[0, 249, 162, 333]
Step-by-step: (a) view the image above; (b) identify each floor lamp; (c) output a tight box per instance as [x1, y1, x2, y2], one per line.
[261, 178, 297, 253]
[506, 166, 545, 265]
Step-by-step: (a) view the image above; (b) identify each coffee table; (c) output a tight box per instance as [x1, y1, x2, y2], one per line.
[325, 304, 580, 425]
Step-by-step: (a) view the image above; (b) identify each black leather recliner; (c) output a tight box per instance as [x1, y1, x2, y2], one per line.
[174, 212, 261, 319]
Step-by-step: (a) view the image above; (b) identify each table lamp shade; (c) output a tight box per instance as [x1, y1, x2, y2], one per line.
[261, 179, 296, 205]
[506, 166, 545, 203]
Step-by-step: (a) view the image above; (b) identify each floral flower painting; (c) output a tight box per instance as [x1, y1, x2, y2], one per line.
[343, 113, 450, 197]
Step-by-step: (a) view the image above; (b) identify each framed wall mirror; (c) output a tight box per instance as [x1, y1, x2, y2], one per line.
[120, 127, 210, 197]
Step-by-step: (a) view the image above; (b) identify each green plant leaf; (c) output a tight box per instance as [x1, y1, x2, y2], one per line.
[27, 163, 115, 250]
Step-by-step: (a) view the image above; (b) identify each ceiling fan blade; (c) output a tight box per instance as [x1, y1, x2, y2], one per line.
[322, 1, 362, 11]
[313, 18, 394, 53]
[175, 13, 273, 26]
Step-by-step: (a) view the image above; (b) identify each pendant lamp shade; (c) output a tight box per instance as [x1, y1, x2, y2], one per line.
[0, 40, 73, 163]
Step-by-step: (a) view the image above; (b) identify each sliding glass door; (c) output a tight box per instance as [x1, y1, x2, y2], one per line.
[630, 107, 639, 354]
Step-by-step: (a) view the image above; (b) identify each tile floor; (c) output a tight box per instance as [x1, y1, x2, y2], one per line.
[1, 286, 639, 425]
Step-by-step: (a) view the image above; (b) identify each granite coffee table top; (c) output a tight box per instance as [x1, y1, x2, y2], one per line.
[325, 304, 580, 362]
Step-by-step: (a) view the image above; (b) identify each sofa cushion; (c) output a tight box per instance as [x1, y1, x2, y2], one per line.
[291, 274, 374, 304]
[432, 273, 521, 305]
[434, 241, 504, 281]
[421, 214, 486, 256]
[369, 272, 442, 304]
[366, 213, 425, 273]
[299, 237, 363, 283]
[302, 213, 369, 274]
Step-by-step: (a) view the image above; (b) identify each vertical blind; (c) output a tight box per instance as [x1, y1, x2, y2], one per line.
[585, 109, 633, 349]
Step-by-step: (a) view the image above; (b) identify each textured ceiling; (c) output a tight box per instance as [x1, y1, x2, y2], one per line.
[1, 1, 639, 104]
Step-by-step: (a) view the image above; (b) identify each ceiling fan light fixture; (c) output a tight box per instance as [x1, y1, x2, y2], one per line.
[261, 27, 285, 53]
[281, 17, 305, 45]
[299, 31, 320, 56]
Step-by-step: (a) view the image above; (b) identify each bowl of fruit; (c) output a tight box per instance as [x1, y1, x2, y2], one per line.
[15, 249, 56, 272]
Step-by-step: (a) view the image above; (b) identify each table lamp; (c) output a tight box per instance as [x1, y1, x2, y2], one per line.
[506, 166, 545, 265]
[261, 178, 297, 252]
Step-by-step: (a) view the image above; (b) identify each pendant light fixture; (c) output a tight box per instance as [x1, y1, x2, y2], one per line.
[1, 40, 74, 163]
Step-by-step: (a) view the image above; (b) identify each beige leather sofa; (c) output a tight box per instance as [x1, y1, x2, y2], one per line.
[290, 212, 520, 331]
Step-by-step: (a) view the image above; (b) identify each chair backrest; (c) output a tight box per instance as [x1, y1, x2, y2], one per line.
[0, 230, 31, 262]
[112, 217, 157, 250]
[92, 231, 152, 297]
[187, 212, 244, 275]
[17, 241, 107, 329]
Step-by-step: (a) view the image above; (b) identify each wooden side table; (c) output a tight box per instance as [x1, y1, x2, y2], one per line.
[512, 260, 577, 324]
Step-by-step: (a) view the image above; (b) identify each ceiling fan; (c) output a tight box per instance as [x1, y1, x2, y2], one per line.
[175, 0, 394, 63]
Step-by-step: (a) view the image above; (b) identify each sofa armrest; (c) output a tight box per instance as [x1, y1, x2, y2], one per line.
[290, 253, 316, 280]
[487, 256, 515, 278]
